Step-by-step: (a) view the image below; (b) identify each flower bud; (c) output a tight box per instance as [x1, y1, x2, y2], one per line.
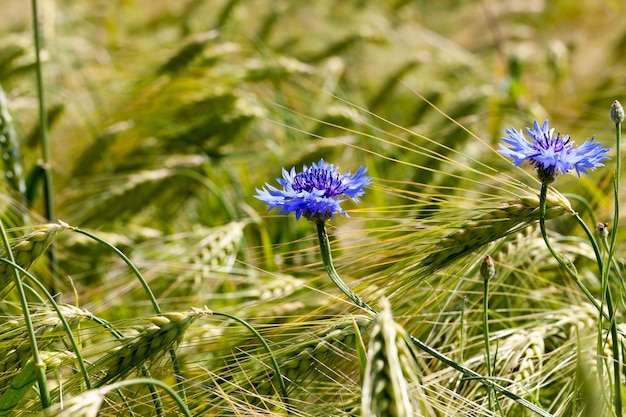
[480, 254, 495, 282]
[610, 100, 624, 124]
[597, 222, 609, 239]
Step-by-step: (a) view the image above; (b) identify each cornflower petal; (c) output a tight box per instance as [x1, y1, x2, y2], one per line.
[255, 159, 371, 221]
[498, 120, 610, 183]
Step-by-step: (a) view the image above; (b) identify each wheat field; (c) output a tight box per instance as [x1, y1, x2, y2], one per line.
[0, 0, 625, 416]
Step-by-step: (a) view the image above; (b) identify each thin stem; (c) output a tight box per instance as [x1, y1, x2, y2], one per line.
[315, 220, 376, 315]
[31, 0, 58, 281]
[31, 0, 53, 221]
[541, 184, 622, 414]
[0, 221, 50, 407]
[70, 225, 160, 313]
[538, 185, 606, 317]
[483, 274, 495, 412]
[91, 315, 164, 416]
[607, 116, 623, 416]
[609, 118, 621, 274]
[101, 379, 192, 417]
[605, 277, 622, 416]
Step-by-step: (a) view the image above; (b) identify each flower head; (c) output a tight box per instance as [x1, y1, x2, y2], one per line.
[255, 159, 371, 221]
[499, 120, 610, 183]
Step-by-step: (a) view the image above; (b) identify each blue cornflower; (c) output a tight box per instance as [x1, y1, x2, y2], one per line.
[255, 159, 371, 221]
[499, 120, 610, 183]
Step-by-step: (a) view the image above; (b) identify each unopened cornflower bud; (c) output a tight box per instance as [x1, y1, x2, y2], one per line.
[597, 222, 609, 239]
[480, 254, 495, 281]
[610, 100, 624, 124]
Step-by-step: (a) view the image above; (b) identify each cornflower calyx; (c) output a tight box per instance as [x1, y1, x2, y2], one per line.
[610, 100, 624, 124]
[499, 120, 610, 184]
[255, 159, 371, 221]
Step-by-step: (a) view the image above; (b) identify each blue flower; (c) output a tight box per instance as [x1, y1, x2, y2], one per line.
[499, 120, 610, 183]
[255, 159, 371, 220]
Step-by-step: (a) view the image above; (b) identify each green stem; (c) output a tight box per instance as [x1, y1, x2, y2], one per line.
[610, 119, 621, 276]
[315, 220, 376, 315]
[91, 316, 164, 416]
[608, 117, 623, 416]
[70, 225, 160, 313]
[605, 277, 622, 416]
[100, 379, 192, 417]
[31, 0, 53, 222]
[0, 221, 50, 408]
[573, 214, 604, 274]
[541, 184, 622, 414]
[538, 185, 606, 317]
[31, 0, 58, 281]
[483, 274, 494, 412]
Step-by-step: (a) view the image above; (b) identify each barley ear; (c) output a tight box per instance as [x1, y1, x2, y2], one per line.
[94, 307, 211, 387]
[420, 192, 573, 274]
[0, 223, 64, 300]
[361, 297, 414, 417]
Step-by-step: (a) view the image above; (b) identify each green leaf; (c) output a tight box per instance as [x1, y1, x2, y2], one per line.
[0, 360, 43, 416]
[352, 316, 368, 380]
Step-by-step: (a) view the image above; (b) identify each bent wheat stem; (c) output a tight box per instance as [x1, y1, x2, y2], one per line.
[407, 334, 552, 417]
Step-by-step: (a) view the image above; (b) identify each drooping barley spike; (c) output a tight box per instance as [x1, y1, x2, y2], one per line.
[362, 297, 421, 417]
[419, 191, 574, 275]
[0, 85, 26, 199]
[93, 307, 211, 387]
[0, 304, 92, 395]
[156, 30, 218, 75]
[0, 223, 64, 300]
